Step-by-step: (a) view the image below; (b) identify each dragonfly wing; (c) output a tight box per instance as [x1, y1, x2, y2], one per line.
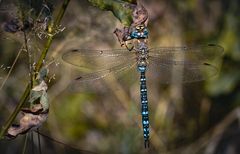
[62, 49, 135, 72]
[149, 44, 224, 60]
[68, 57, 137, 92]
[148, 44, 224, 83]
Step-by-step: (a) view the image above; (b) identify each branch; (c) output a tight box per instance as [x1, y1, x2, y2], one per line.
[0, 0, 71, 139]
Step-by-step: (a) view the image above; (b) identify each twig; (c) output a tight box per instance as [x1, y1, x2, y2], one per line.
[0, 46, 24, 90]
[18, 0, 34, 88]
[37, 129, 42, 154]
[21, 133, 29, 154]
[36, 131, 98, 154]
[23, 31, 33, 88]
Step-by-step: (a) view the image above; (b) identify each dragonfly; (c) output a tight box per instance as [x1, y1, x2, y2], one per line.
[62, 25, 224, 148]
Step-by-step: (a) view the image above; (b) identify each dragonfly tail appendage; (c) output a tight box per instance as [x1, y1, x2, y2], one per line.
[144, 139, 150, 148]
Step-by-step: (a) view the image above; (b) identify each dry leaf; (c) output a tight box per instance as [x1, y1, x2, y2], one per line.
[114, 3, 148, 47]
[32, 80, 48, 91]
[6, 104, 48, 139]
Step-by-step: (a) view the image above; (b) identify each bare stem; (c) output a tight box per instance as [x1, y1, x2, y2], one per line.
[21, 133, 28, 154]
[23, 31, 33, 88]
[0, 0, 71, 139]
[0, 46, 24, 90]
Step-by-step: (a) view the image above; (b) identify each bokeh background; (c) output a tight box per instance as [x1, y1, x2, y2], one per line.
[0, 0, 240, 154]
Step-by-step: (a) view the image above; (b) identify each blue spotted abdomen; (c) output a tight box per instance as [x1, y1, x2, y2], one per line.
[138, 66, 150, 147]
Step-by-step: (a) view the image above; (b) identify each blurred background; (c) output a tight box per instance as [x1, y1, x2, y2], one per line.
[0, 0, 240, 153]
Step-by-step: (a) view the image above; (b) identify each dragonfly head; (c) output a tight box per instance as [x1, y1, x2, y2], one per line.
[130, 25, 148, 39]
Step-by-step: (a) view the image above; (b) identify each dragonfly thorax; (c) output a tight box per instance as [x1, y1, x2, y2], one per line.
[130, 25, 148, 39]
[136, 48, 149, 72]
[133, 30, 149, 72]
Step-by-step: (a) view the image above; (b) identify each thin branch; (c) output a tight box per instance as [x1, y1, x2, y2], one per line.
[37, 129, 42, 154]
[31, 132, 34, 154]
[0, 46, 24, 90]
[18, 0, 34, 88]
[23, 31, 33, 88]
[22, 133, 28, 154]
[36, 131, 98, 154]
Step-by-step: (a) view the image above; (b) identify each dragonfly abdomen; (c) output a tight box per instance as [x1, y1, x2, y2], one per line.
[138, 65, 150, 148]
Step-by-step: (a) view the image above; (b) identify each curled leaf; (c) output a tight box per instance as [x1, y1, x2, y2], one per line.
[131, 4, 148, 26]
[6, 104, 48, 139]
[29, 80, 49, 112]
[21, 104, 44, 114]
[29, 90, 42, 103]
[32, 80, 48, 92]
[114, 27, 131, 45]
[114, 3, 149, 47]
[88, 0, 135, 26]
[40, 91, 49, 111]
[36, 67, 49, 82]
[7, 71, 50, 139]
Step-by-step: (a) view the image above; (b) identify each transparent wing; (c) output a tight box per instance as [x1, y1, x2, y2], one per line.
[73, 58, 137, 82]
[148, 44, 224, 83]
[62, 49, 136, 72]
[68, 59, 137, 92]
[62, 48, 137, 92]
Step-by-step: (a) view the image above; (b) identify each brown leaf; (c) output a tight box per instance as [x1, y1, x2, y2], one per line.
[32, 80, 48, 91]
[6, 104, 48, 139]
[132, 4, 148, 26]
[21, 104, 43, 114]
[114, 3, 148, 47]
[114, 27, 131, 45]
